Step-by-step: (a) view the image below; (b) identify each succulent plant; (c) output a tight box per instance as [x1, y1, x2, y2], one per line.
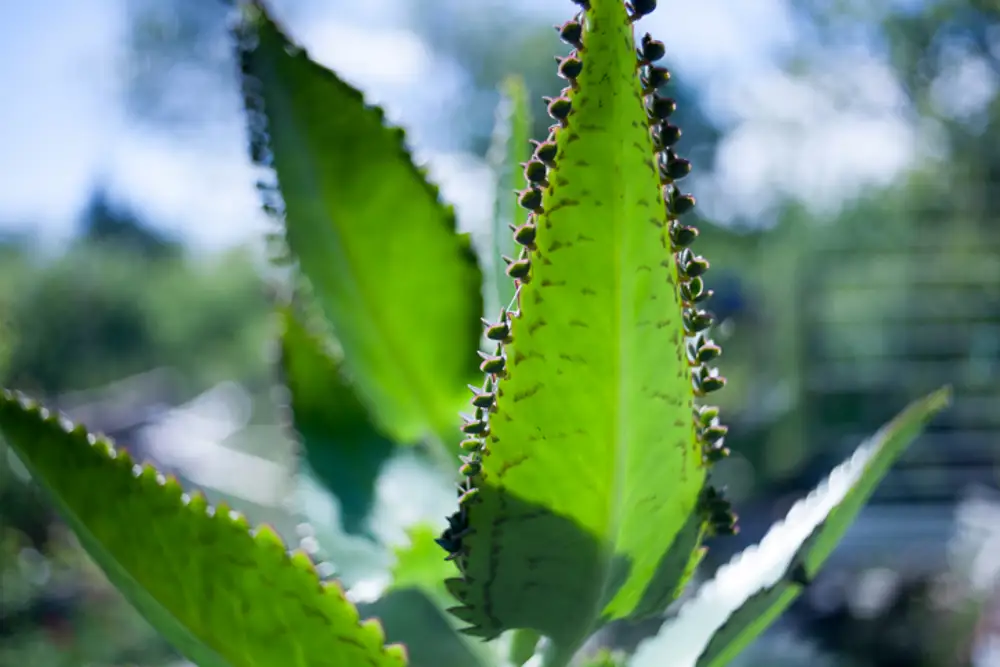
[0, 1, 951, 667]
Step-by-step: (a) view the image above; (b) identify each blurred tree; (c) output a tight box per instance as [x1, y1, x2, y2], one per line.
[1, 189, 273, 398]
[77, 186, 182, 260]
[119, 0, 726, 166]
[793, 0, 1000, 230]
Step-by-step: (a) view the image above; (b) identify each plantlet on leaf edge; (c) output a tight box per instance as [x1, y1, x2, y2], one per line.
[439, 0, 736, 650]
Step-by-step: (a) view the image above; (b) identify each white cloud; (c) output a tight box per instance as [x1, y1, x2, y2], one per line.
[697, 52, 920, 224]
[0, 0, 124, 243]
[297, 21, 434, 91]
[422, 151, 494, 236]
[105, 126, 269, 252]
[930, 49, 999, 121]
[288, 4, 473, 149]
[0, 0, 479, 253]
[0, 0, 928, 249]
[641, 0, 798, 84]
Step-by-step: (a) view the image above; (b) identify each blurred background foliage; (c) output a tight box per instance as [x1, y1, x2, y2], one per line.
[1, 0, 1000, 665]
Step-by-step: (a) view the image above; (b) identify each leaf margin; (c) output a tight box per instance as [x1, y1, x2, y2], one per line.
[0, 388, 409, 667]
[629, 386, 952, 667]
[237, 0, 483, 445]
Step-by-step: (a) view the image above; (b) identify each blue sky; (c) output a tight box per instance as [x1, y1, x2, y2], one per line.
[1, 0, 989, 254]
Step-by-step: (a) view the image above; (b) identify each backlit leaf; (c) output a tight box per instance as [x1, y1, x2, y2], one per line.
[0, 390, 408, 667]
[280, 304, 395, 537]
[359, 588, 489, 667]
[445, 0, 719, 652]
[630, 387, 951, 667]
[238, 2, 482, 444]
[486, 75, 533, 313]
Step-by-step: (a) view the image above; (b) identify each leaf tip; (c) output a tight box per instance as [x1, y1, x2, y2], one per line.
[385, 642, 409, 665]
[251, 523, 287, 552]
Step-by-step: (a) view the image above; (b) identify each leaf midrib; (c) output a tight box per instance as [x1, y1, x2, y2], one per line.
[591, 2, 642, 641]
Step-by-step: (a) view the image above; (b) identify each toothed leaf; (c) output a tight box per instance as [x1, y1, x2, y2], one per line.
[487, 75, 533, 312]
[450, 0, 715, 647]
[630, 387, 951, 667]
[0, 390, 408, 667]
[238, 2, 482, 443]
[385, 526, 498, 667]
[280, 305, 394, 537]
[358, 589, 489, 667]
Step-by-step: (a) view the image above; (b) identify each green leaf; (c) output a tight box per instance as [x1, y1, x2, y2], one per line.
[238, 2, 483, 444]
[629, 386, 952, 667]
[386, 525, 501, 667]
[0, 390, 408, 667]
[486, 75, 533, 313]
[388, 523, 456, 609]
[509, 629, 543, 667]
[446, 0, 717, 651]
[359, 588, 489, 667]
[280, 304, 395, 537]
[583, 649, 627, 667]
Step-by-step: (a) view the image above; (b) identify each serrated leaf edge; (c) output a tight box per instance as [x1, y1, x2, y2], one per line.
[629, 388, 951, 667]
[0, 388, 408, 666]
[234, 0, 482, 443]
[486, 75, 532, 314]
[438, 0, 737, 637]
[272, 296, 354, 581]
[235, 1, 474, 270]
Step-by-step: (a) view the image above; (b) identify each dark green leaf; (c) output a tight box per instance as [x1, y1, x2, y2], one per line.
[238, 1, 483, 444]
[280, 305, 395, 537]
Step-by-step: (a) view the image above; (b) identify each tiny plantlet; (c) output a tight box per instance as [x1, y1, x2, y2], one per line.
[0, 2, 953, 667]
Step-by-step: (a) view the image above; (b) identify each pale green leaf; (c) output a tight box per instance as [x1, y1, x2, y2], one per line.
[630, 387, 952, 667]
[446, 0, 715, 651]
[509, 629, 543, 667]
[386, 525, 500, 667]
[486, 75, 533, 313]
[583, 649, 628, 667]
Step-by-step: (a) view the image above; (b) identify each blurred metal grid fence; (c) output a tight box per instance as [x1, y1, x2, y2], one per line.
[796, 233, 1000, 506]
